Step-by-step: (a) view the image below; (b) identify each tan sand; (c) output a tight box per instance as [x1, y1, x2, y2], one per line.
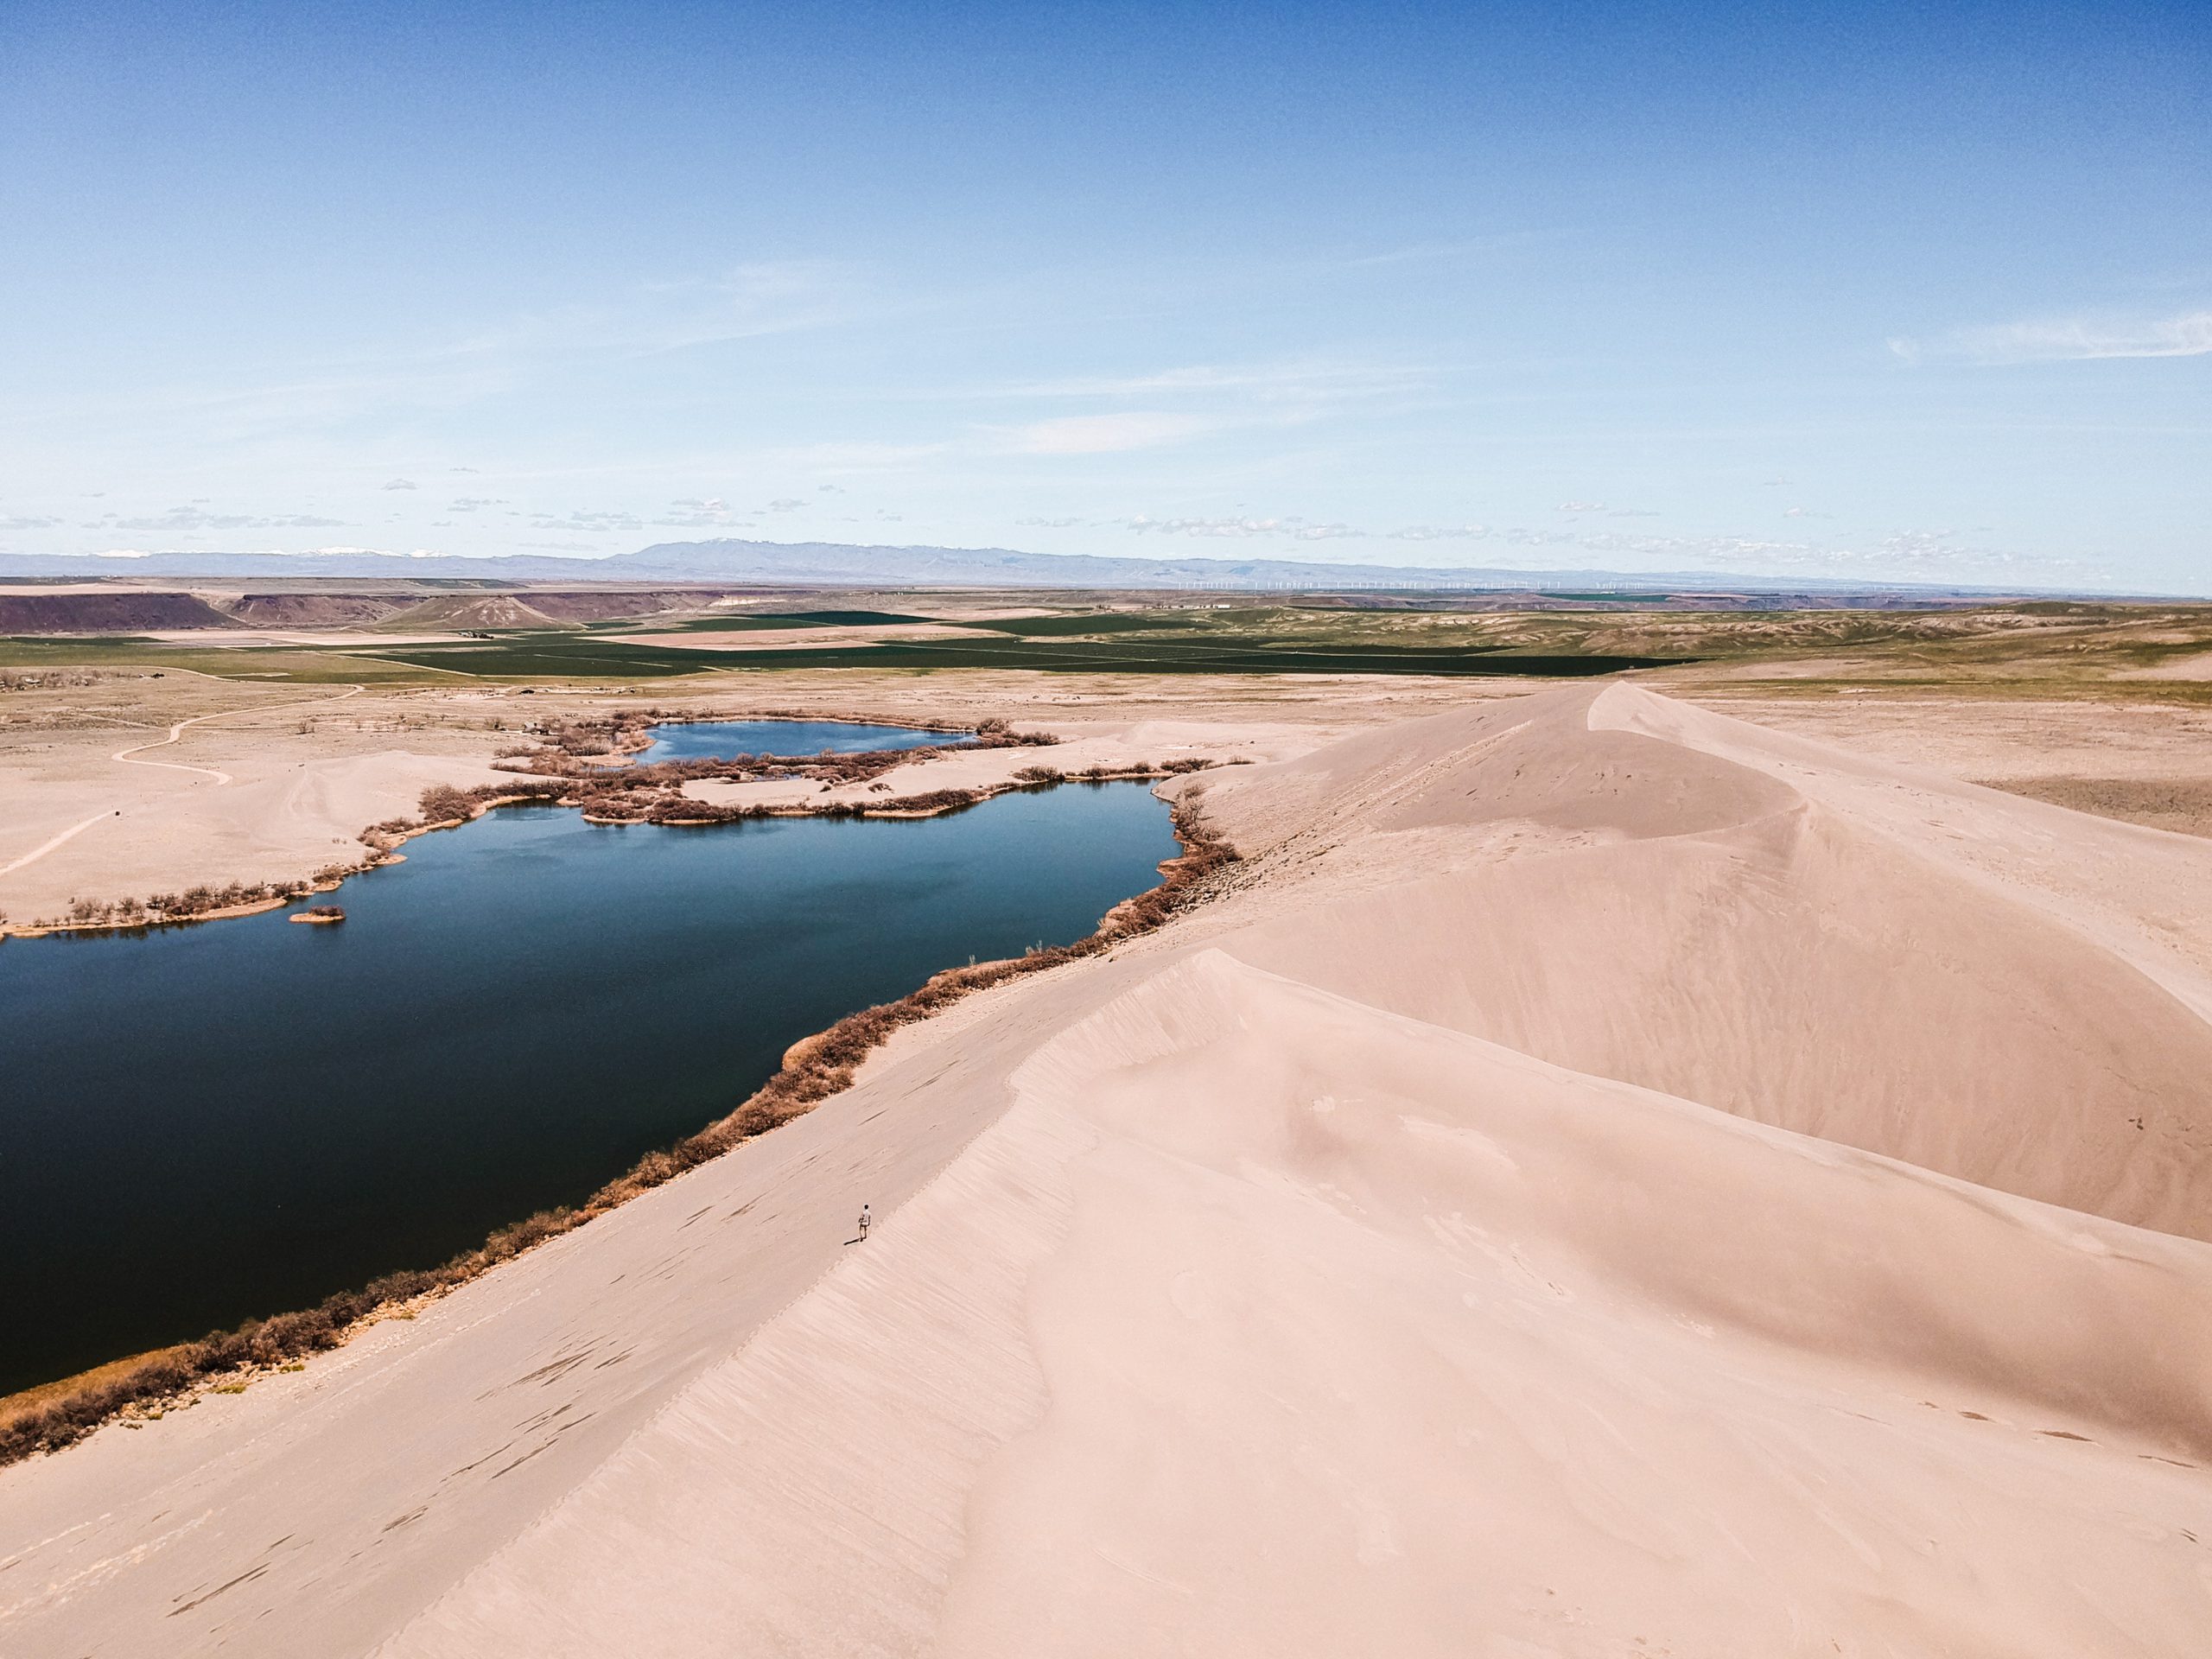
[0, 675, 515, 925]
[679, 717, 1304, 813]
[1681, 690, 2212, 786]
[3, 683, 2209, 1656]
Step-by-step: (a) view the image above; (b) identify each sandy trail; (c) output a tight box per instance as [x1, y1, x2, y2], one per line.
[107, 685, 366, 785]
[0, 811, 113, 878]
[4, 683, 2209, 1656]
[0, 692, 353, 879]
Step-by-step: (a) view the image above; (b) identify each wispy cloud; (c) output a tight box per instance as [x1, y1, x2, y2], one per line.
[1891, 308, 2212, 365]
[1010, 412, 1220, 455]
[950, 356, 1432, 461]
[94, 505, 346, 532]
[451, 260, 874, 363]
[758, 441, 950, 472]
[658, 497, 742, 527]
[1125, 514, 1358, 540]
[1554, 500, 1661, 518]
[993, 359, 1427, 404]
[0, 264, 886, 460]
[1387, 524, 1491, 541]
[530, 509, 642, 533]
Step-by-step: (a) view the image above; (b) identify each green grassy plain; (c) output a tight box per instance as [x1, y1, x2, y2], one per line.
[5, 599, 2209, 698]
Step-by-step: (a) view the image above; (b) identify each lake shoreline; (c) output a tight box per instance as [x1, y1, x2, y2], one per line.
[0, 715, 1029, 940]
[0, 768, 1211, 940]
[0, 780, 1236, 1463]
[0, 712, 1027, 939]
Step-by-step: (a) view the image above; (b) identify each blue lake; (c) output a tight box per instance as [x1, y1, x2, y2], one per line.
[637, 719, 954, 763]
[0, 780, 1179, 1394]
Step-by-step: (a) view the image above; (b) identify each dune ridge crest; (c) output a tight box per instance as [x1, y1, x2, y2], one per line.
[1207, 683, 2212, 1239]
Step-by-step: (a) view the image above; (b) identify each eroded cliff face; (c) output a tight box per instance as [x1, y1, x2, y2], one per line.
[0, 590, 245, 632]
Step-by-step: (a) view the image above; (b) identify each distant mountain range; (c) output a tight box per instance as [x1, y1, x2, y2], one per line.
[0, 537, 2085, 596]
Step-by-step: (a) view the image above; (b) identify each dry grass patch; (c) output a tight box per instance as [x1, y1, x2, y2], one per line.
[1980, 775, 2212, 838]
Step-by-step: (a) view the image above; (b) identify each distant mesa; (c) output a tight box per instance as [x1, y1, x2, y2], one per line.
[0, 590, 242, 633]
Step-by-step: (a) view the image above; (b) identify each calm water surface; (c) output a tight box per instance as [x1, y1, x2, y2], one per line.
[0, 782, 1177, 1393]
[637, 718, 953, 763]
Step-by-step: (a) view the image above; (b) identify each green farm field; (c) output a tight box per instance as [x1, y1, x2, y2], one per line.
[5, 598, 2210, 699]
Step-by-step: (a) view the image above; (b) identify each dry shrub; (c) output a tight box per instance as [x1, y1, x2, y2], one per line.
[417, 784, 476, 823]
[872, 787, 982, 814]
[967, 716, 1056, 750]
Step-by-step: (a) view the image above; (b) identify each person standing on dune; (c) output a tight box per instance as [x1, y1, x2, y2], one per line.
[857, 1203, 871, 1242]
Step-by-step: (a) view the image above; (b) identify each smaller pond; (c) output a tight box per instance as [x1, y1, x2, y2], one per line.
[638, 719, 954, 764]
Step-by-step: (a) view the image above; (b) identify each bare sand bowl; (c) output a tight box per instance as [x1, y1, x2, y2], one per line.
[3, 683, 2209, 1656]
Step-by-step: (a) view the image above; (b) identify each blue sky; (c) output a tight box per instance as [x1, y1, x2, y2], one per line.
[2, 1, 2207, 590]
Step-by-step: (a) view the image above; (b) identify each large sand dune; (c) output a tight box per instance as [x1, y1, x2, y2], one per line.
[4, 685, 2209, 1656]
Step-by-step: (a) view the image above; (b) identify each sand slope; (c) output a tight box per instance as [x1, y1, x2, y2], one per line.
[5, 685, 2210, 1656]
[1205, 685, 2212, 1237]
